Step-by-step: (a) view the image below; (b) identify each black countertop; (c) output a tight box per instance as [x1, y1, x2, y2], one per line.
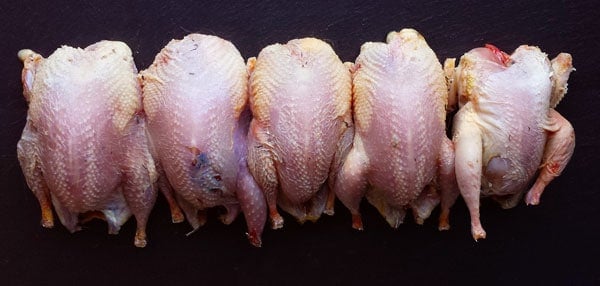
[1, 0, 598, 284]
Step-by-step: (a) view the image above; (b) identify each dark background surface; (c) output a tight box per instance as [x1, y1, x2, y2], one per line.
[1, 0, 599, 284]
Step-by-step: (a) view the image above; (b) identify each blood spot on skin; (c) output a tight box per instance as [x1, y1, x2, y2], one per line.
[485, 44, 511, 66]
[548, 161, 561, 175]
[160, 53, 171, 64]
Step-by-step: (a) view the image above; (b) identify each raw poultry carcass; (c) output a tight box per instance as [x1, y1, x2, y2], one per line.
[450, 44, 575, 240]
[17, 42, 158, 247]
[140, 34, 266, 246]
[334, 29, 458, 230]
[247, 38, 353, 228]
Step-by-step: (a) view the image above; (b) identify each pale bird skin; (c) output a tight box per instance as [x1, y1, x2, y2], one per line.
[247, 37, 353, 229]
[333, 28, 459, 230]
[140, 34, 266, 247]
[450, 44, 575, 240]
[17, 41, 158, 247]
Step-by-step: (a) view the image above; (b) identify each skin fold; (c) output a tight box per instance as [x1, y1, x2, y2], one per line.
[17, 42, 158, 247]
[449, 44, 575, 240]
[247, 38, 353, 229]
[140, 34, 266, 246]
[333, 29, 459, 230]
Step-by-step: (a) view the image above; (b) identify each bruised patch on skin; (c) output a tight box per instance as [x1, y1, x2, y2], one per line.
[485, 156, 510, 181]
[190, 152, 224, 194]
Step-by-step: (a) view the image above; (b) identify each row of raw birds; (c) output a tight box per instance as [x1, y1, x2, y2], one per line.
[17, 28, 574, 247]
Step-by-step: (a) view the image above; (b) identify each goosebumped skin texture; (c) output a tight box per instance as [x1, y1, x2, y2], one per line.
[140, 34, 266, 246]
[247, 38, 353, 228]
[17, 42, 158, 247]
[333, 29, 458, 230]
[451, 45, 575, 240]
